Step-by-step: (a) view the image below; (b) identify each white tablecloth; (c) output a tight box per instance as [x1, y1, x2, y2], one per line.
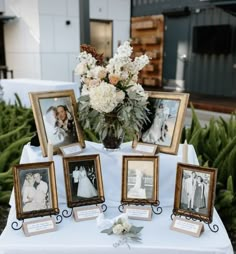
[0, 142, 233, 254]
[0, 79, 80, 107]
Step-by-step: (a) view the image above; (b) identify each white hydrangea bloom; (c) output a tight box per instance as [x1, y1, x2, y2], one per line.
[89, 81, 120, 113]
[81, 84, 90, 96]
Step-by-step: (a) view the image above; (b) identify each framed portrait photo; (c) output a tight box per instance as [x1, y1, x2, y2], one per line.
[173, 163, 217, 223]
[121, 155, 159, 205]
[29, 90, 85, 157]
[13, 162, 59, 220]
[134, 91, 189, 154]
[63, 154, 104, 208]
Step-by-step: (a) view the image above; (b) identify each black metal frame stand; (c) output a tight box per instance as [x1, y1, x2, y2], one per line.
[62, 202, 107, 219]
[118, 199, 163, 215]
[170, 209, 219, 233]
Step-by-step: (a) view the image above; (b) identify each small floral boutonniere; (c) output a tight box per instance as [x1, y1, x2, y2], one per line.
[100, 215, 143, 249]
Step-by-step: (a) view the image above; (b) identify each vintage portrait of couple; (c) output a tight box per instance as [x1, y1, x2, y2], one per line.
[42, 98, 78, 147]
[20, 170, 51, 213]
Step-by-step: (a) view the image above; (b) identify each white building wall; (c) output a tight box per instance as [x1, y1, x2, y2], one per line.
[3, 0, 80, 81]
[89, 0, 131, 55]
[38, 0, 80, 81]
[4, 0, 41, 78]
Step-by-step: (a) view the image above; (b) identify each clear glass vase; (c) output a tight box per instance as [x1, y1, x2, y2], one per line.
[101, 114, 124, 151]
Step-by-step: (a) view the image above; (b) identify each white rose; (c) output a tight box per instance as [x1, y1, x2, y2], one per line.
[112, 224, 124, 235]
[122, 222, 131, 233]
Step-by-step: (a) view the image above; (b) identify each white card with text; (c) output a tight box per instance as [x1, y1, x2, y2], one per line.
[125, 206, 152, 220]
[170, 217, 204, 237]
[23, 217, 56, 237]
[73, 206, 102, 222]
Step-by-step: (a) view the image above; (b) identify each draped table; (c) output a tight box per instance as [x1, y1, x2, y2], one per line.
[0, 141, 233, 254]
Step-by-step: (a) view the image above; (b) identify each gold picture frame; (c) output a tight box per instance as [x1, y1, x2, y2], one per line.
[173, 163, 217, 223]
[133, 91, 189, 154]
[63, 154, 105, 208]
[121, 155, 159, 205]
[29, 90, 85, 157]
[13, 161, 59, 220]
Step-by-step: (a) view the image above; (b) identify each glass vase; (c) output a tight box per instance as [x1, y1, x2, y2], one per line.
[101, 114, 124, 151]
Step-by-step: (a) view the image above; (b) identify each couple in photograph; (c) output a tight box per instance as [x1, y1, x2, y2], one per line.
[142, 102, 170, 144]
[181, 171, 209, 213]
[22, 173, 49, 212]
[72, 166, 98, 198]
[44, 105, 77, 146]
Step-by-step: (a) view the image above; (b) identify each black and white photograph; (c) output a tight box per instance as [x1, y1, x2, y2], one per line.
[135, 91, 189, 154]
[121, 156, 159, 205]
[40, 97, 78, 147]
[13, 162, 59, 220]
[180, 170, 210, 215]
[174, 163, 217, 223]
[29, 90, 85, 157]
[20, 168, 51, 212]
[63, 155, 104, 208]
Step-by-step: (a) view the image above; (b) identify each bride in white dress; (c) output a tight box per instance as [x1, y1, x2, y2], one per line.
[74, 166, 98, 198]
[142, 103, 165, 144]
[127, 169, 146, 199]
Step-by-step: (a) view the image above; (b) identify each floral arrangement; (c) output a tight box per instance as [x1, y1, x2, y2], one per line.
[75, 40, 150, 141]
[99, 214, 143, 249]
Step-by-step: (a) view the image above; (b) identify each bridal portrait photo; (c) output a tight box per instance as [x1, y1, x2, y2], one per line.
[63, 155, 105, 208]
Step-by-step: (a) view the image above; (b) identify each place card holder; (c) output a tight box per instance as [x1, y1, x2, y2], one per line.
[118, 199, 162, 220]
[170, 209, 219, 233]
[11, 214, 63, 236]
[62, 203, 107, 221]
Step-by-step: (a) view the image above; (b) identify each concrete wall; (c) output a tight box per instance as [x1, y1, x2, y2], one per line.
[90, 0, 131, 55]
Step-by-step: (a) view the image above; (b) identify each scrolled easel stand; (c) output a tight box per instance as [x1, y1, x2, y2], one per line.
[62, 197, 107, 219]
[11, 212, 63, 231]
[170, 209, 219, 233]
[118, 199, 163, 215]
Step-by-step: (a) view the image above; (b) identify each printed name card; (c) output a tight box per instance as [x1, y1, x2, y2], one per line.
[73, 206, 102, 222]
[60, 143, 82, 156]
[125, 206, 152, 221]
[170, 217, 204, 237]
[23, 217, 56, 237]
[133, 142, 158, 155]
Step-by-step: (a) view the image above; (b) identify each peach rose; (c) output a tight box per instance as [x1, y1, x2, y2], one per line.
[109, 74, 120, 85]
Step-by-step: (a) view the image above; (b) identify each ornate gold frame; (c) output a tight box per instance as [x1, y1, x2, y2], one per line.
[133, 91, 189, 155]
[13, 161, 59, 220]
[29, 90, 85, 157]
[121, 155, 159, 205]
[173, 163, 217, 223]
[63, 154, 105, 208]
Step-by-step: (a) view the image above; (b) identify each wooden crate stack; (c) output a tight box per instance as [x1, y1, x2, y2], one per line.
[131, 15, 164, 88]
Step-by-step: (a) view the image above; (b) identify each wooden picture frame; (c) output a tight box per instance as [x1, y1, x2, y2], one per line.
[121, 155, 159, 205]
[13, 161, 59, 220]
[63, 154, 104, 208]
[133, 91, 189, 154]
[173, 163, 217, 223]
[29, 90, 85, 157]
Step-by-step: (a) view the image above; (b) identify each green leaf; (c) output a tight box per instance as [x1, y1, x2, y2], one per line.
[129, 225, 143, 234]
[100, 227, 113, 235]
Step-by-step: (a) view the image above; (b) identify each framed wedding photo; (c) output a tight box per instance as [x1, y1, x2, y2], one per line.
[63, 154, 104, 208]
[173, 163, 217, 223]
[134, 91, 189, 154]
[121, 155, 159, 205]
[13, 161, 59, 220]
[29, 90, 85, 157]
